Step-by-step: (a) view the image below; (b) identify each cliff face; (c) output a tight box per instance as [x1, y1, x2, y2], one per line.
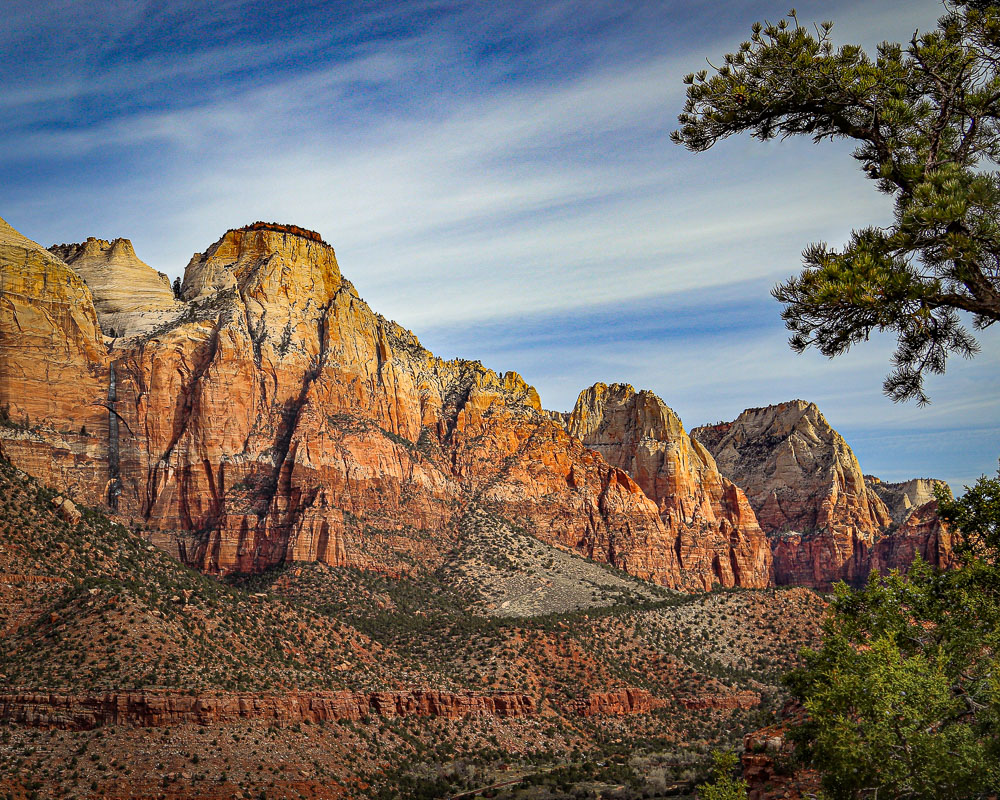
[562, 383, 772, 589]
[0, 217, 950, 593]
[1, 220, 683, 587]
[692, 402, 951, 588]
[0, 690, 535, 730]
[0, 217, 110, 501]
[866, 476, 948, 524]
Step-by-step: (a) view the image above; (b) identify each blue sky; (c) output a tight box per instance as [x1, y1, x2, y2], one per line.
[3, 0, 998, 488]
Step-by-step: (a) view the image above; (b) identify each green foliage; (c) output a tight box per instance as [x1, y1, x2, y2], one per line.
[673, 1, 1000, 402]
[697, 750, 747, 800]
[785, 516, 1000, 799]
[937, 464, 1000, 565]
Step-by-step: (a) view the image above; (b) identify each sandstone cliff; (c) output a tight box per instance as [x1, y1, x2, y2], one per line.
[0, 689, 535, 730]
[1, 220, 687, 587]
[1, 217, 950, 594]
[561, 383, 772, 589]
[865, 475, 948, 524]
[692, 401, 951, 588]
[0, 216, 110, 501]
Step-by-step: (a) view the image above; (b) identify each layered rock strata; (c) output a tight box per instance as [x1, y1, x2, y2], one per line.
[866, 476, 948, 524]
[1, 220, 687, 586]
[0, 217, 110, 500]
[692, 401, 951, 588]
[562, 383, 772, 589]
[0, 690, 535, 730]
[49, 237, 185, 339]
[564, 688, 661, 717]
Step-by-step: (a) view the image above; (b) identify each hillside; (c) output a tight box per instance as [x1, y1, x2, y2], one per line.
[0, 453, 826, 798]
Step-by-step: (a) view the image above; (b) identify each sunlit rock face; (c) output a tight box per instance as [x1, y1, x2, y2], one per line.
[0, 217, 110, 501]
[560, 382, 772, 590]
[50, 237, 185, 339]
[1, 217, 951, 590]
[1, 220, 685, 586]
[866, 475, 948, 524]
[692, 401, 952, 588]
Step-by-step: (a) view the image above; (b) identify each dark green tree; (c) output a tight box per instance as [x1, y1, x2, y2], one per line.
[697, 751, 748, 800]
[784, 470, 1000, 798]
[672, 1, 1000, 402]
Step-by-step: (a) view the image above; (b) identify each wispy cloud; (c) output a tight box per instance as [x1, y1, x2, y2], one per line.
[3, 0, 992, 488]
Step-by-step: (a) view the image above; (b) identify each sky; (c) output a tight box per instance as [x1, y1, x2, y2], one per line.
[2, 0, 998, 489]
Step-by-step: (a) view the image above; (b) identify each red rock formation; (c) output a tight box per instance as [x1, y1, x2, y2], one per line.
[1, 220, 687, 587]
[741, 706, 820, 800]
[691, 401, 890, 538]
[693, 401, 953, 589]
[681, 690, 760, 711]
[869, 500, 958, 575]
[563, 688, 661, 716]
[0, 216, 110, 502]
[0, 690, 535, 730]
[561, 383, 772, 589]
[740, 723, 820, 800]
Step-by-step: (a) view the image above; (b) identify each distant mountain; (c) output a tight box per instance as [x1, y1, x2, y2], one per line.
[692, 402, 955, 588]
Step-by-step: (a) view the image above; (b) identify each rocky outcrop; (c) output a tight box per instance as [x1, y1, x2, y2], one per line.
[50, 495, 81, 525]
[741, 710, 820, 800]
[561, 383, 772, 590]
[866, 476, 948, 524]
[693, 402, 952, 589]
[0, 690, 536, 730]
[49, 237, 185, 339]
[869, 500, 957, 575]
[1, 219, 689, 587]
[692, 401, 890, 538]
[0, 216, 110, 501]
[564, 688, 661, 717]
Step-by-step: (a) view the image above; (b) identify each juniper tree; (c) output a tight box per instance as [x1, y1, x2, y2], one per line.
[782, 471, 1000, 799]
[672, 1, 1000, 403]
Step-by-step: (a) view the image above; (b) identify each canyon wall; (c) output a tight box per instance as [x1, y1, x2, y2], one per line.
[0, 690, 535, 730]
[0, 217, 950, 592]
[561, 383, 772, 589]
[692, 401, 952, 588]
[1, 220, 684, 586]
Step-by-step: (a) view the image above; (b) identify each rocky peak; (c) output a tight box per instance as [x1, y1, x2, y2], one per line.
[181, 223, 341, 302]
[691, 400, 889, 537]
[48, 235, 183, 338]
[567, 382, 686, 445]
[690, 401, 948, 589]
[866, 476, 949, 524]
[51, 236, 137, 262]
[561, 382, 772, 590]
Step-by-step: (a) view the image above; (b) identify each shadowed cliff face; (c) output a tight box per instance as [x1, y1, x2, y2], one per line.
[691, 402, 952, 588]
[560, 383, 773, 590]
[1, 220, 685, 587]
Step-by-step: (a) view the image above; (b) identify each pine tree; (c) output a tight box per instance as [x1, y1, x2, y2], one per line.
[672, 1, 1000, 402]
